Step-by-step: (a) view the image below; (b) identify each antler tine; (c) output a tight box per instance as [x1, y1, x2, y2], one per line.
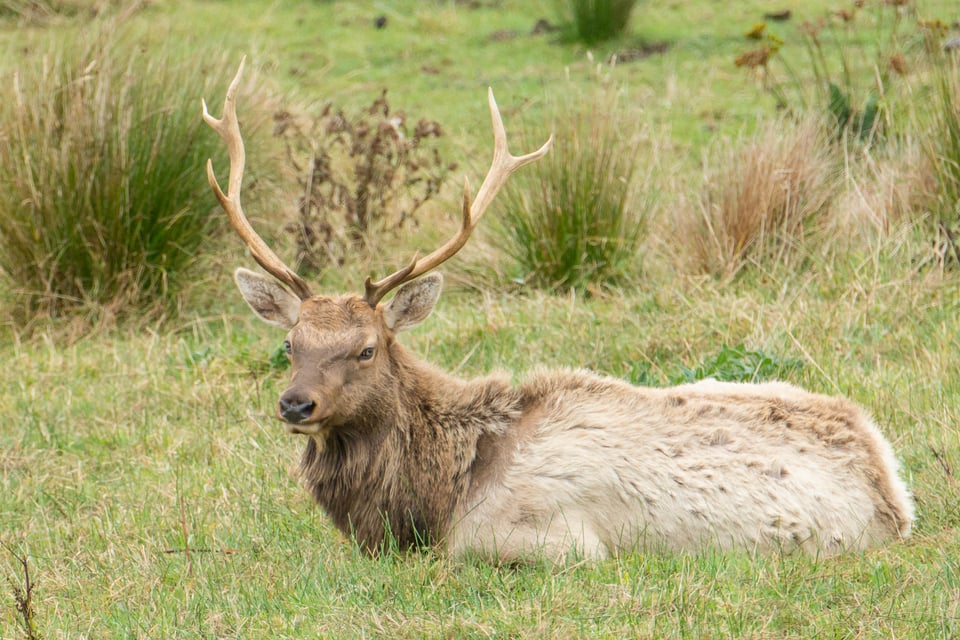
[363, 88, 553, 307]
[203, 57, 314, 301]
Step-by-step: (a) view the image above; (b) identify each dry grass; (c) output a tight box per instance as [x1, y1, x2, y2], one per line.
[678, 116, 839, 279]
[832, 139, 937, 239]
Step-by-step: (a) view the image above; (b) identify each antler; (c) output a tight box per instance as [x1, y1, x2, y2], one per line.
[202, 57, 313, 300]
[363, 89, 553, 306]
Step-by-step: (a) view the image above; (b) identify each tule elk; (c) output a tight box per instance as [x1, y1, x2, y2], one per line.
[203, 59, 914, 563]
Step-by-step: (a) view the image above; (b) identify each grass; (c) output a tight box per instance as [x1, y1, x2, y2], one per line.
[681, 115, 838, 279]
[921, 52, 960, 263]
[2, 0, 960, 637]
[495, 78, 651, 290]
[2, 265, 959, 637]
[557, 0, 637, 45]
[0, 31, 237, 325]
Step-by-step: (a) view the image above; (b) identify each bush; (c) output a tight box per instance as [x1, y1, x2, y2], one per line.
[558, 0, 637, 45]
[0, 40, 233, 324]
[494, 88, 651, 291]
[274, 91, 455, 276]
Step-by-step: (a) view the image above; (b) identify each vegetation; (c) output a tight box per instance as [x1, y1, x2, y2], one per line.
[558, 0, 638, 44]
[734, 1, 914, 144]
[1, 0, 959, 637]
[668, 343, 803, 385]
[276, 91, 454, 275]
[496, 82, 650, 290]
[0, 35, 242, 326]
[682, 115, 837, 278]
[922, 53, 960, 263]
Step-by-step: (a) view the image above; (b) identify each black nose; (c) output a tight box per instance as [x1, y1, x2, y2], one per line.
[279, 395, 316, 424]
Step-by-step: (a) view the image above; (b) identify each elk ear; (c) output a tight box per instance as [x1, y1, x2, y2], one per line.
[234, 267, 301, 329]
[382, 273, 442, 332]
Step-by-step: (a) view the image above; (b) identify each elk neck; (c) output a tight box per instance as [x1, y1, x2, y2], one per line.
[296, 337, 525, 552]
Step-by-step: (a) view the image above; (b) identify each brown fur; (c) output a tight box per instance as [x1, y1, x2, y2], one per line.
[296, 341, 521, 550]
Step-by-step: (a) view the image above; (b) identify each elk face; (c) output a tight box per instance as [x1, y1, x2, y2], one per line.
[234, 267, 442, 435]
[203, 58, 548, 433]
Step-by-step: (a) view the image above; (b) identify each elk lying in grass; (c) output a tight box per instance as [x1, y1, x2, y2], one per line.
[203, 59, 914, 563]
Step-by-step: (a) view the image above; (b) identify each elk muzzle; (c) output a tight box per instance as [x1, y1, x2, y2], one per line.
[276, 364, 343, 432]
[278, 393, 316, 424]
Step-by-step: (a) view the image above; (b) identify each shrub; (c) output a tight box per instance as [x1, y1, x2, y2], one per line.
[494, 89, 651, 291]
[558, 0, 637, 45]
[274, 91, 455, 276]
[0, 41, 233, 324]
[682, 116, 838, 279]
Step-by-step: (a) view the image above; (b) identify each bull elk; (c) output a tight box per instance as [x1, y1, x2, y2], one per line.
[203, 59, 914, 563]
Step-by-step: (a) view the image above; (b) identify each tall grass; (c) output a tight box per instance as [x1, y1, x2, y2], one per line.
[0, 0, 138, 22]
[681, 116, 838, 279]
[0, 39, 234, 325]
[923, 53, 960, 264]
[494, 88, 651, 291]
[558, 0, 637, 45]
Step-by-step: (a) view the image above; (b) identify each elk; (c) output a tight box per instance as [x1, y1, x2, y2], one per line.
[203, 59, 914, 563]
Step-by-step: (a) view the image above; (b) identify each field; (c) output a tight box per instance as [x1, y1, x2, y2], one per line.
[2, 0, 959, 637]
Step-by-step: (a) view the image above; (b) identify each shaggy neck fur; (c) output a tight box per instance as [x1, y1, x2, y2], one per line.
[296, 340, 523, 551]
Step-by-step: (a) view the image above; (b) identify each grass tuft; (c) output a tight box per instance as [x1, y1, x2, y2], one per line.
[494, 83, 652, 291]
[681, 115, 838, 279]
[922, 53, 960, 265]
[0, 37, 237, 327]
[557, 0, 637, 45]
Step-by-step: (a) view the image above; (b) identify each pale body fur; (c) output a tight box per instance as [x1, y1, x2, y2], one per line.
[451, 370, 913, 562]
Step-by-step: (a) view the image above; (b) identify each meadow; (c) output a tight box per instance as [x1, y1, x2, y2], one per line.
[1, 0, 959, 637]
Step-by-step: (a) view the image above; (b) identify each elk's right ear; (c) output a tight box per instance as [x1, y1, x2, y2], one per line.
[234, 267, 301, 329]
[383, 273, 442, 332]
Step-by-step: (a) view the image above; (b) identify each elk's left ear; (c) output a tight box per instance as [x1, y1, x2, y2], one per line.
[383, 273, 442, 332]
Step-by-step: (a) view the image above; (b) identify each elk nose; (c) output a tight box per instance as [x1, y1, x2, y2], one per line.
[278, 395, 316, 424]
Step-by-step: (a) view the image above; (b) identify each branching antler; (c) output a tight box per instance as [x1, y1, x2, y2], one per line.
[204, 59, 550, 306]
[363, 89, 553, 306]
[203, 57, 313, 300]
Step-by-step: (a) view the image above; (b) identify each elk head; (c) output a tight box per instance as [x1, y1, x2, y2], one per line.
[202, 58, 551, 434]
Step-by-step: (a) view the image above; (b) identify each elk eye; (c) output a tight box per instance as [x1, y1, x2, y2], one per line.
[358, 347, 375, 361]
[283, 340, 292, 355]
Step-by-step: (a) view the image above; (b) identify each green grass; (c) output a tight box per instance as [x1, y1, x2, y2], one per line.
[3, 265, 959, 637]
[0, 30, 238, 323]
[2, 0, 960, 637]
[557, 0, 638, 45]
[495, 84, 651, 290]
